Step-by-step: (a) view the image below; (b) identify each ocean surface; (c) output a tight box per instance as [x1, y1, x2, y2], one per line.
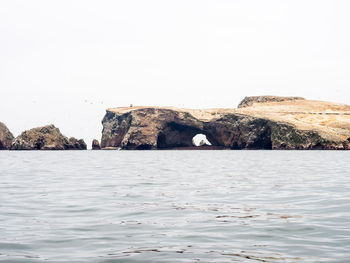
[0, 151, 349, 263]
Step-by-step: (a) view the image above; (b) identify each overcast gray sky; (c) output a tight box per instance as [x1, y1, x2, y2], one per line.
[1, 0, 350, 146]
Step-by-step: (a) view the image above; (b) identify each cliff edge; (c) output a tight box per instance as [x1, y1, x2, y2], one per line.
[101, 97, 350, 150]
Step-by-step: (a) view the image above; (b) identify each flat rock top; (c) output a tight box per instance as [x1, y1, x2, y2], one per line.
[108, 106, 236, 121]
[236, 99, 350, 141]
[108, 99, 350, 142]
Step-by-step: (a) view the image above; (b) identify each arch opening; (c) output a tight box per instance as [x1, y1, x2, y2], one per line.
[156, 122, 223, 149]
[192, 134, 212, 147]
[157, 122, 202, 149]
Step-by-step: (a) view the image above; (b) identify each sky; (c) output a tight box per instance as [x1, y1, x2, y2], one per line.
[1, 0, 350, 147]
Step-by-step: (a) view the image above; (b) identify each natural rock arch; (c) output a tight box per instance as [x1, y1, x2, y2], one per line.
[156, 122, 216, 149]
[101, 106, 344, 150]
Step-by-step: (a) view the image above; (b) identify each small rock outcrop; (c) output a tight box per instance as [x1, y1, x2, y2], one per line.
[101, 98, 350, 150]
[10, 125, 87, 150]
[92, 139, 101, 150]
[0, 122, 14, 150]
[238, 96, 305, 108]
[66, 137, 87, 150]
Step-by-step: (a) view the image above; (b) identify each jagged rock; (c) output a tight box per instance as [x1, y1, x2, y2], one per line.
[238, 96, 305, 108]
[101, 98, 350, 150]
[10, 125, 87, 150]
[92, 139, 101, 150]
[0, 122, 14, 150]
[66, 137, 87, 150]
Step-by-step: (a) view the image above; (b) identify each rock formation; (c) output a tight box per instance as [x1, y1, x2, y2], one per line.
[0, 122, 14, 150]
[66, 137, 87, 150]
[11, 125, 87, 150]
[101, 97, 350, 150]
[238, 96, 305, 108]
[92, 139, 101, 150]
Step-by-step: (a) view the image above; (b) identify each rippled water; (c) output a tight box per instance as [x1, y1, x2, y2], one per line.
[0, 151, 350, 263]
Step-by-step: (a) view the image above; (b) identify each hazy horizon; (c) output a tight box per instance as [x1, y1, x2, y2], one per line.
[1, 0, 350, 145]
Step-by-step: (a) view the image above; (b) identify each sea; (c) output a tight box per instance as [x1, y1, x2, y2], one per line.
[0, 151, 349, 263]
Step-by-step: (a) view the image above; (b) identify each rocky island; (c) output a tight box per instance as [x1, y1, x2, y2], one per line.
[101, 96, 350, 150]
[10, 125, 87, 150]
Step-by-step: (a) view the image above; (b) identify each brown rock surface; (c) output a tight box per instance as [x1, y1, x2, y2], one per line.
[0, 122, 14, 150]
[92, 139, 101, 150]
[66, 137, 87, 150]
[101, 98, 350, 150]
[238, 96, 305, 108]
[11, 125, 87, 150]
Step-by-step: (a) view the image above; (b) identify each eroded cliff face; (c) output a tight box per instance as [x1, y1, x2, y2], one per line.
[101, 108, 204, 149]
[0, 122, 14, 150]
[204, 114, 329, 150]
[101, 97, 350, 150]
[11, 125, 87, 150]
